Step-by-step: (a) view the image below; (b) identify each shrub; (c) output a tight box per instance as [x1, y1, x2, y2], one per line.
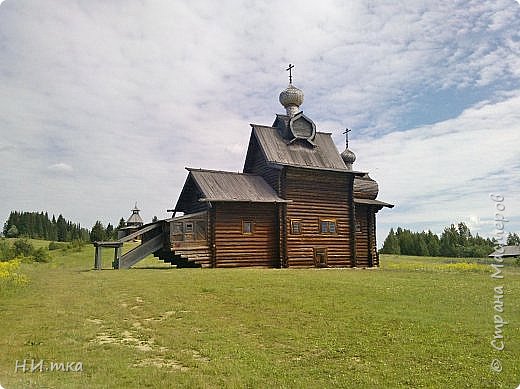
[0, 239, 15, 261]
[13, 238, 34, 257]
[67, 239, 85, 252]
[48, 241, 66, 250]
[32, 247, 50, 263]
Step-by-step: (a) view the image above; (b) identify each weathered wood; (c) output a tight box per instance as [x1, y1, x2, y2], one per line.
[212, 202, 279, 267]
[94, 246, 102, 270]
[283, 167, 353, 267]
[119, 222, 162, 243]
[118, 234, 164, 269]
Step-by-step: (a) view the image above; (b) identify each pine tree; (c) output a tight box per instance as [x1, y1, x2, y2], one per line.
[106, 223, 114, 240]
[56, 214, 67, 242]
[90, 221, 105, 242]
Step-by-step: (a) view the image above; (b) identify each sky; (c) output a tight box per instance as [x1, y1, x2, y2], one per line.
[0, 0, 519, 246]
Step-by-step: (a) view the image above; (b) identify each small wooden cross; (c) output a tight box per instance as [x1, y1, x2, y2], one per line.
[286, 63, 294, 84]
[343, 128, 351, 148]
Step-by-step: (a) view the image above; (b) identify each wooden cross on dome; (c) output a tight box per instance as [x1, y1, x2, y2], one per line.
[286, 63, 294, 84]
[343, 128, 352, 148]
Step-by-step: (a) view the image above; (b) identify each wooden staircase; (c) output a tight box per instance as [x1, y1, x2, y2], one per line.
[155, 246, 212, 268]
[114, 222, 165, 269]
[94, 218, 213, 269]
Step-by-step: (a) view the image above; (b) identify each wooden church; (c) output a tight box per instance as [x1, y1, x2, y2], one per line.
[97, 69, 393, 270]
[160, 72, 393, 269]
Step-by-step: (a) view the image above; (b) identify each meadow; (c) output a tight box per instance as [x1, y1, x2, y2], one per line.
[0, 240, 519, 388]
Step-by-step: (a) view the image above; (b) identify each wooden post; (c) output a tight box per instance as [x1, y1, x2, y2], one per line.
[94, 245, 102, 270]
[113, 246, 121, 269]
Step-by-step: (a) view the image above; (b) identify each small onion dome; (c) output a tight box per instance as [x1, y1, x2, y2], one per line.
[279, 84, 304, 116]
[354, 174, 379, 200]
[341, 148, 356, 166]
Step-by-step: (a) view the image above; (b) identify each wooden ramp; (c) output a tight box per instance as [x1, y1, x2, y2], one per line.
[93, 222, 166, 270]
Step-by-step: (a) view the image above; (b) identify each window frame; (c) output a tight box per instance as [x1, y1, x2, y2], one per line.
[319, 218, 337, 234]
[242, 220, 253, 235]
[290, 219, 302, 235]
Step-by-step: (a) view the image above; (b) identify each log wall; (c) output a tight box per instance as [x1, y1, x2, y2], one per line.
[212, 202, 279, 268]
[282, 167, 353, 267]
[354, 204, 379, 267]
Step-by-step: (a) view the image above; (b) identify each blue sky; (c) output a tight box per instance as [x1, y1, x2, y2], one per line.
[0, 0, 519, 245]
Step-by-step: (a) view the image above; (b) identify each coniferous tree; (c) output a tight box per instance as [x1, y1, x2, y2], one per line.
[106, 223, 114, 240]
[381, 228, 400, 254]
[90, 221, 105, 242]
[507, 232, 520, 246]
[381, 223, 494, 258]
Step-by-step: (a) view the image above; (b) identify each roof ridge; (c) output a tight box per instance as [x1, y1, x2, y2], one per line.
[185, 167, 259, 176]
[250, 123, 275, 129]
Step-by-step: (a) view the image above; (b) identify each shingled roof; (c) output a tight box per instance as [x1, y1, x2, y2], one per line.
[488, 245, 520, 257]
[248, 125, 354, 172]
[184, 168, 288, 203]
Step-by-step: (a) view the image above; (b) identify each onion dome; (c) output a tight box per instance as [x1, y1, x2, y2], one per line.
[279, 84, 304, 117]
[353, 174, 379, 200]
[341, 148, 356, 169]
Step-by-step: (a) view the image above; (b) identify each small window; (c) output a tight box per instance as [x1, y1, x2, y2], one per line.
[320, 221, 328, 233]
[242, 221, 253, 234]
[320, 219, 337, 234]
[185, 222, 193, 233]
[291, 219, 302, 234]
[173, 222, 183, 234]
[356, 222, 361, 232]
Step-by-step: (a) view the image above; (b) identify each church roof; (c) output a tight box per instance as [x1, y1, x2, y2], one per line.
[127, 210, 143, 225]
[249, 125, 357, 172]
[184, 168, 289, 203]
[354, 174, 379, 200]
[354, 198, 394, 208]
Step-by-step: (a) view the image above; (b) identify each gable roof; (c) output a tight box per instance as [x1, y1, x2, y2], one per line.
[488, 245, 520, 257]
[248, 125, 353, 172]
[182, 168, 288, 204]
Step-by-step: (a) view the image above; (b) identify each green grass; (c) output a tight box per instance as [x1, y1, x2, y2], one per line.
[1, 242, 519, 388]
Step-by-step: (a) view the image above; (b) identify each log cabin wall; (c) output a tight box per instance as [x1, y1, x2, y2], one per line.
[354, 205, 380, 267]
[282, 167, 353, 267]
[368, 207, 379, 267]
[212, 202, 279, 268]
[354, 204, 369, 267]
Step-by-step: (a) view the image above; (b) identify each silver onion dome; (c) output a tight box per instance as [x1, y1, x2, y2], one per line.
[279, 84, 304, 117]
[341, 148, 356, 170]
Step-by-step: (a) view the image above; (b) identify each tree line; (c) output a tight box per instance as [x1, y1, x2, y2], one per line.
[381, 222, 520, 258]
[2, 211, 145, 243]
[3, 211, 90, 242]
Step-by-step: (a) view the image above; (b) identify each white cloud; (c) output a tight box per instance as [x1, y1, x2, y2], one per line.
[48, 163, 73, 173]
[0, 0, 518, 240]
[353, 92, 520, 242]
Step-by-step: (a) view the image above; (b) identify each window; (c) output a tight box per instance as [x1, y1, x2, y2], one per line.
[242, 220, 253, 234]
[291, 219, 302, 234]
[185, 222, 193, 233]
[356, 222, 361, 232]
[319, 219, 337, 234]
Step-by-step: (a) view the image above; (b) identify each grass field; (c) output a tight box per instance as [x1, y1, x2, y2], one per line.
[1, 240, 519, 388]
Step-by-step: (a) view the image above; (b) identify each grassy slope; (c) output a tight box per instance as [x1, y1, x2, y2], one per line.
[0, 242, 519, 388]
